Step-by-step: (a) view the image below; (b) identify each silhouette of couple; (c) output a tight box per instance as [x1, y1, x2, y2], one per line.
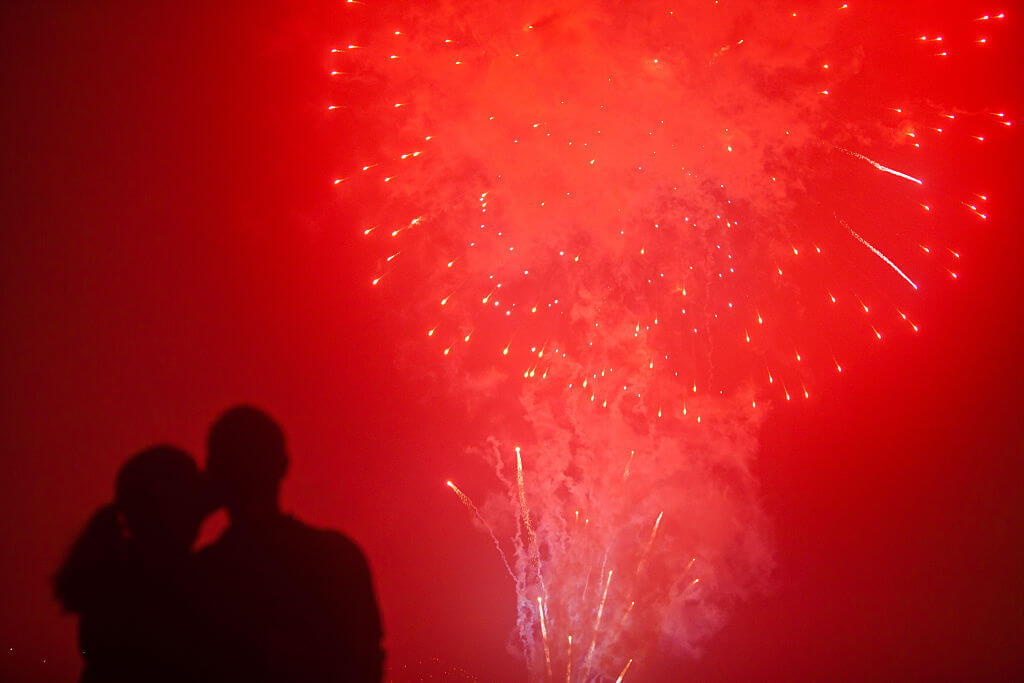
[55, 406, 384, 682]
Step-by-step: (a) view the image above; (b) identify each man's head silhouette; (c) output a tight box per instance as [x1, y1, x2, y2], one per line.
[207, 405, 288, 523]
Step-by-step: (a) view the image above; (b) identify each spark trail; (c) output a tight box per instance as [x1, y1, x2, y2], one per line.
[583, 569, 615, 679]
[538, 597, 554, 681]
[844, 220, 920, 291]
[446, 480, 517, 581]
[837, 147, 925, 185]
[615, 658, 634, 683]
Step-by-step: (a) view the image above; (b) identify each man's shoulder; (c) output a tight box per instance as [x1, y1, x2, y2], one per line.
[193, 516, 369, 570]
[194, 531, 232, 567]
[192, 521, 263, 565]
[286, 517, 368, 565]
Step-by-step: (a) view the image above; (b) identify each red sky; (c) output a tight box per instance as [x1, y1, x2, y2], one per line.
[1, 1, 1021, 680]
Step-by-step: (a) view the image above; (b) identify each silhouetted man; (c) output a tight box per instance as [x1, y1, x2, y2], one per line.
[197, 406, 384, 682]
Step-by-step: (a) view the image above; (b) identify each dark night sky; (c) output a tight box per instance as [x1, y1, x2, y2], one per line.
[1, 2, 1022, 680]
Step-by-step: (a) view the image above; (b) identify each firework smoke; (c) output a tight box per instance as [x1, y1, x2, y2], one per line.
[330, 0, 1009, 677]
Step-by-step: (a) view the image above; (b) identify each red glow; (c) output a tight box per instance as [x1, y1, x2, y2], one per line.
[334, 0, 1017, 676]
[1, 1, 1019, 681]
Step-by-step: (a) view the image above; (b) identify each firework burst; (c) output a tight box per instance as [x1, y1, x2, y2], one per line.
[329, 1, 1011, 677]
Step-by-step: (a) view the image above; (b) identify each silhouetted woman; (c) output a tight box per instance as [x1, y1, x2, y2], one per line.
[55, 446, 211, 682]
